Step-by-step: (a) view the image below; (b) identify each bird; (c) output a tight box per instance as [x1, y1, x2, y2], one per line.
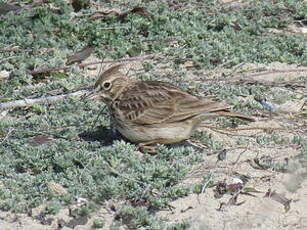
[88, 65, 255, 149]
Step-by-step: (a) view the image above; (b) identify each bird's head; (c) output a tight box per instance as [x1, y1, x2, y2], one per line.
[87, 65, 130, 104]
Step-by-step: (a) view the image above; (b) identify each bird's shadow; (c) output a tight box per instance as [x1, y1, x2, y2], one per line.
[78, 126, 123, 146]
[169, 141, 205, 152]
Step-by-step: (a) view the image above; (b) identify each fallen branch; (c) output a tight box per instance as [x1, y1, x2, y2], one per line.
[233, 79, 306, 88]
[198, 68, 307, 82]
[237, 69, 307, 79]
[141, 37, 179, 42]
[30, 55, 155, 76]
[0, 90, 87, 110]
[0, 48, 33, 53]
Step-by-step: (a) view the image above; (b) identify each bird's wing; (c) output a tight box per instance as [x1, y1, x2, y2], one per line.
[115, 81, 229, 125]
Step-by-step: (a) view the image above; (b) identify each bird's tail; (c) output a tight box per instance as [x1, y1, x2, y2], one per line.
[215, 111, 256, 121]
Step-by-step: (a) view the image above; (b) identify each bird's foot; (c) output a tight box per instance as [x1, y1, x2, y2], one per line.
[137, 141, 158, 154]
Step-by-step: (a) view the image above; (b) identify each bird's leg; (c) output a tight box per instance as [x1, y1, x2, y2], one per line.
[137, 139, 168, 153]
[137, 141, 158, 153]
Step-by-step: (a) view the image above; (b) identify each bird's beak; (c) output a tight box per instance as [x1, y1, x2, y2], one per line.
[81, 89, 97, 100]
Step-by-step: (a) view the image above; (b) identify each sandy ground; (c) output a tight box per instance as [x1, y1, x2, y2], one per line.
[158, 146, 307, 230]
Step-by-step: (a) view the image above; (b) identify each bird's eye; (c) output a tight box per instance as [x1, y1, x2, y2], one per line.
[103, 81, 112, 90]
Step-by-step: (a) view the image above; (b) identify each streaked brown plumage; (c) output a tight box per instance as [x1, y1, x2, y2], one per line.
[90, 65, 254, 145]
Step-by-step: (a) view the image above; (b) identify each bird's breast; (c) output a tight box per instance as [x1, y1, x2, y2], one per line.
[114, 121, 195, 144]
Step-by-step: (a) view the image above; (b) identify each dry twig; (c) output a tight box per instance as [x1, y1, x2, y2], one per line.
[198, 68, 307, 82]
[0, 90, 87, 110]
[0, 48, 33, 53]
[30, 55, 154, 76]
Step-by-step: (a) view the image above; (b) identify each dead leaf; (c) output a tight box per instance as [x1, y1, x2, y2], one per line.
[214, 181, 243, 198]
[89, 8, 121, 20]
[264, 189, 292, 212]
[30, 135, 53, 146]
[89, 6, 152, 21]
[122, 6, 152, 19]
[71, 0, 90, 12]
[66, 45, 94, 65]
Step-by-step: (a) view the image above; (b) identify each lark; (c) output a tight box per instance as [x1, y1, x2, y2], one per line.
[88, 65, 254, 148]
